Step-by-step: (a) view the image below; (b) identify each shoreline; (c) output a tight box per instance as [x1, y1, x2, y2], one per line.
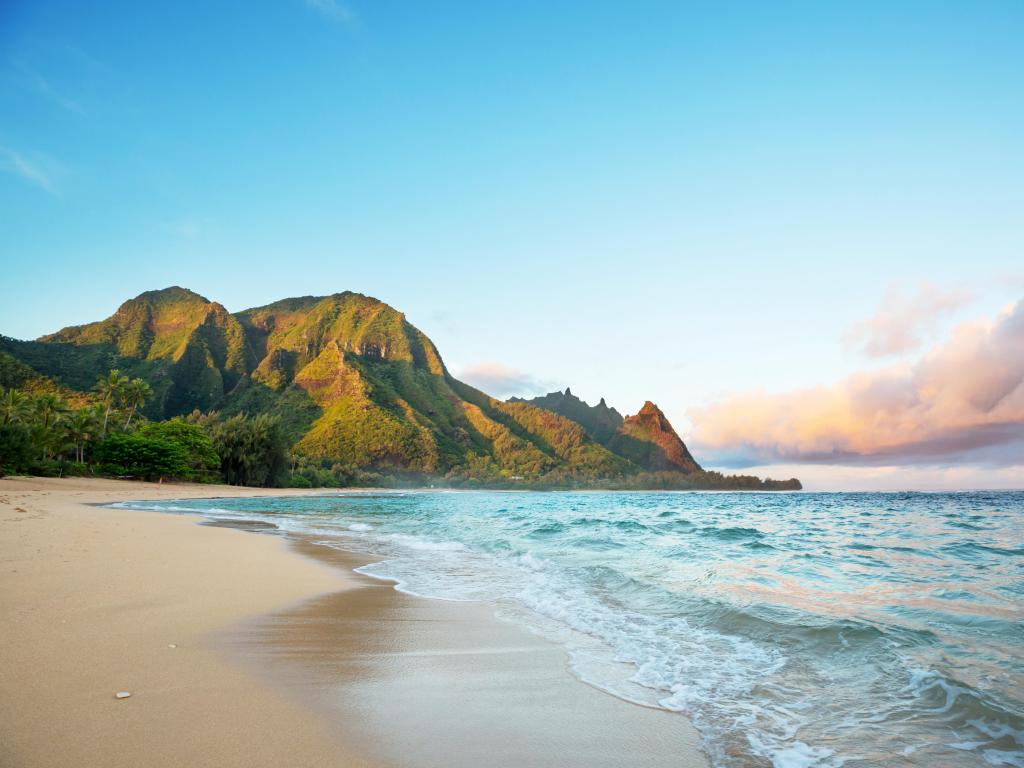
[0, 476, 708, 768]
[232, 536, 710, 768]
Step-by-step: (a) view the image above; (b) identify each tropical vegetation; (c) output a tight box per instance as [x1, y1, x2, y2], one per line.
[0, 370, 285, 486]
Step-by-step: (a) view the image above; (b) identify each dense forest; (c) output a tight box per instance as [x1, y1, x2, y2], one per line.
[0, 368, 292, 486]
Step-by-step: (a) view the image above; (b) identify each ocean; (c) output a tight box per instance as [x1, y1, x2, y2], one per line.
[113, 490, 1024, 768]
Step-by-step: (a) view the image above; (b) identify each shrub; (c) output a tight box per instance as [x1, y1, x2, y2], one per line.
[0, 422, 32, 475]
[95, 433, 189, 480]
[209, 413, 288, 487]
[138, 419, 220, 481]
[24, 458, 63, 477]
[286, 474, 313, 488]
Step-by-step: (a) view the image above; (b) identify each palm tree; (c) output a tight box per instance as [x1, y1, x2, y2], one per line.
[122, 378, 153, 429]
[1, 388, 32, 425]
[94, 370, 128, 436]
[31, 393, 69, 459]
[32, 393, 68, 431]
[64, 409, 100, 463]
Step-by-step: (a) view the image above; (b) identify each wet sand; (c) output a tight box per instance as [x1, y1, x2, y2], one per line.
[227, 539, 709, 768]
[0, 476, 708, 768]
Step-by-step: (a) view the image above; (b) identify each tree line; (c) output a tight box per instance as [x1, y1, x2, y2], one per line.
[0, 369, 290, 487]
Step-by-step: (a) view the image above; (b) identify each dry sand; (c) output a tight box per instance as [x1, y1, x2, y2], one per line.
[0, 476, 371, 768]
[0, 476, 709, 768]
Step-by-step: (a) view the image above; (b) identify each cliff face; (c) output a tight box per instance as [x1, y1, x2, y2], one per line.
[612, 401, 702, 473]
[236, 292, 446, 384]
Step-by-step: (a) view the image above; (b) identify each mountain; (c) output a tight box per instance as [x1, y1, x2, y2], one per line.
[519, 388, 625, 444]
[514, 389, 702, 474]
[613, 401, 702, 473]
[37, 286, 252, 415]
[1, 286, 800, 490]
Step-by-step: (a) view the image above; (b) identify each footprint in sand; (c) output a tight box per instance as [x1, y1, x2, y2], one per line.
[6, 507, 46, 522]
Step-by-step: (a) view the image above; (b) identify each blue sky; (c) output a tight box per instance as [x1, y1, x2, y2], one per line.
[2, 1, 1023, 489]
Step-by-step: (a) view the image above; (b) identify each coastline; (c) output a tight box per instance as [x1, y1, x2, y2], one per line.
[0, 477, 708, 768]
[228, 537, 709, 768]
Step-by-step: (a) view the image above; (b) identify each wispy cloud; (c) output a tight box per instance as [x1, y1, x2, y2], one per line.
[11, 60, 84, 115]
[0, 146, 61, 195]
[689, 299, 1024, 467]
[304, 0, 355, 23]
[457, 362, 556, 399]
[844, 281, 973, 358]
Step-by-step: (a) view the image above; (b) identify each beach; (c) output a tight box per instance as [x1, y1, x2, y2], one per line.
[0, 477, 370, 767]
[0, 477, 708, 768]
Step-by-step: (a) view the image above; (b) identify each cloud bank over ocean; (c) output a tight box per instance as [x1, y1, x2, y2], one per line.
[690, 299, 1024, 469]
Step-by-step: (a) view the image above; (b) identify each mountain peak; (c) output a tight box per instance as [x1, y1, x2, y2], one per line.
[135, 286, 210, 303]
[515, 387, 624, 445]
[237, 291, 446, 376]
[516, 391, 702, 475]
[617, 401, 701, 473]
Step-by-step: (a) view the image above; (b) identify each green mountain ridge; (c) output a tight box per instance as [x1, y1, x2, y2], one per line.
[1, 286, 800, 490]
[515, 389, 703, 474]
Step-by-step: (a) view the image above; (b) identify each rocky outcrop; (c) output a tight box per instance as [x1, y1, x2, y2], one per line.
[611, 401, 702, 473]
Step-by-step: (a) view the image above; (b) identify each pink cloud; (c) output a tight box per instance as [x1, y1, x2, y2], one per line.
[690, 299, 1024, 467]
[845, 281, 973, 358]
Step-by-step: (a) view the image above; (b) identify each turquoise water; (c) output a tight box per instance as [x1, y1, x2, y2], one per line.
[116, 491, 1024, 767]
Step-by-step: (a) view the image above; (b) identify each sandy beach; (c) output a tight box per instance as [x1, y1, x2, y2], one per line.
[0, 477, 708, 768]
[0, 476, 372, 768]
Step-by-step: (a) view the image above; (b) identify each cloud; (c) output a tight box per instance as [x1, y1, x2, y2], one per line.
[456, 362, 556, 399]
[844, 281, 973, 358]
[0, 146, 60, 195]
[304, 0, 355, 22]
[689, 299, 1024, 468]
[12, 61, 84, 114]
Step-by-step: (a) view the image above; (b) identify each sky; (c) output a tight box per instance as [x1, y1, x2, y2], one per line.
[1, 1, 1022, 490]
